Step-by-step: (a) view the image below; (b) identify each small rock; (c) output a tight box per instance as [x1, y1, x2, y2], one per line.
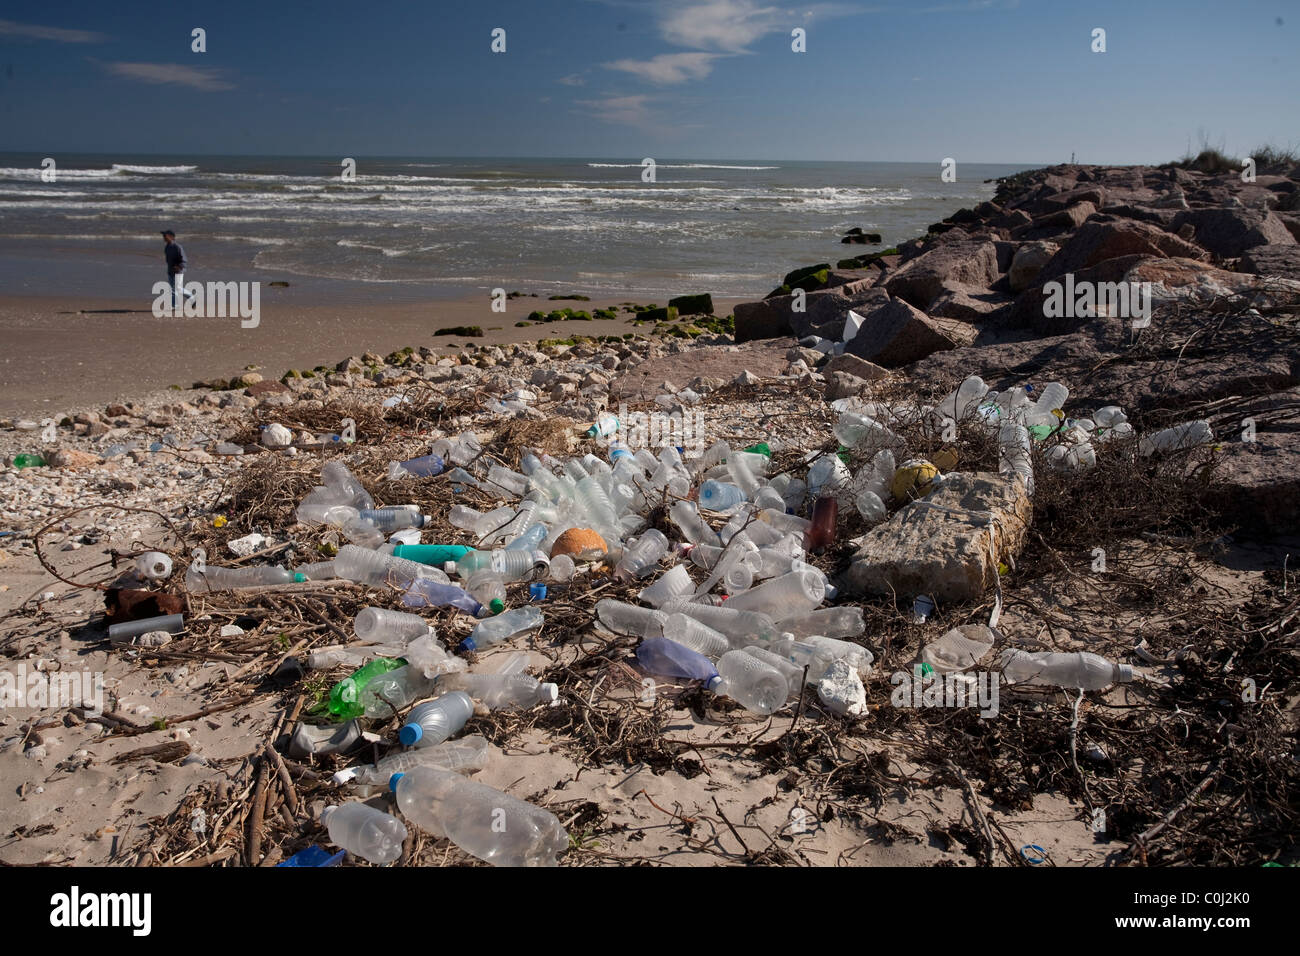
[817, 660, 868, 717]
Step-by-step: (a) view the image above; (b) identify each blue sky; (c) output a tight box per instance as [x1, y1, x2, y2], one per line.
[1, 0, 1296, 163]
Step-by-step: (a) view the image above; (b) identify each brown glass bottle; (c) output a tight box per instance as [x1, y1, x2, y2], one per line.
[805, 496, 839, 553]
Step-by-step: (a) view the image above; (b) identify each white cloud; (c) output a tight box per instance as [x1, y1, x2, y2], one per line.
[0, 19, 107, 43]
[659, 0, 786, 53]
[558, 73, 586, 86]
[576, 94, 657, 128]
[604, 52, 723, 84]
[102, 62, 235, 92]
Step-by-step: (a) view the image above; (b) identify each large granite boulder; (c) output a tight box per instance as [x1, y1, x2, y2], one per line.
[1170, 207, 1295, 258]
[845, 299, 977, 367]
[883, 240, 1000, 311]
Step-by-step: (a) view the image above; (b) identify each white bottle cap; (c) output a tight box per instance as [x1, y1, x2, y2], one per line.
[331, 767, 359, 785]
[319, 805, 336, 823]
[542, 683, 560, 705]
[1115, 663, 1135, 683]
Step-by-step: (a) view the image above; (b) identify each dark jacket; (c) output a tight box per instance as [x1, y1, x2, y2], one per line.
[165, 241, 187, 274]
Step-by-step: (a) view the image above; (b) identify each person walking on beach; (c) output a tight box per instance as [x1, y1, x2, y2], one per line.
[162, 229, 197, 309]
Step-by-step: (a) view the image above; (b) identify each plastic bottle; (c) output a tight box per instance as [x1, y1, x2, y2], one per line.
[354, 607, 431, 644]
[741, 645, 803, 698]
[722, 569, 825, 619]
[322, 460, 374, 510]
[638, 564, 695, 608]
[804, 496, 839, 553]
[360, 664, 438, 718]
[919, 625, 996, 674]
[450, 549, 546, 582]
[505, 523, 549, 553]
[934, 375, 989, 426]
[669, 500, 720, 547]
[585, 414, 619, 439]
[401, 578, 484, 617]
[319, 802, 407, 864]
[799, 635, 874, 675]
[391, 544, 473, 567]
[1025, 382, 1068, 428]
[356, 509, 431, 532]
[462, 606, 544, 652]
[614, 529, 669, 582]
[387, 453, 445, 479]
[186, 564, 294, 592]
[1001, 650, 1134, 690]
[636, 636, 719, 682]
[778, 607, 865, 641]
[439, 671, 558, 710]
[429, 433, 482, 466]
[713, 650, 788, 715]
[329, 658, 407, 718]
[334, 545, 449, 590]
[807, 454, 852, 498]
[998, 422, 1034, 496]
[12, 453, 45, 469]
[644, 613, 731, 659]
[294, 560, 337, 581]
[596, 599, 665, 636]
[727, 451, 761, 499]
[399, 691, 476, 746]
[402, 633, 466, 678]
[337, 736, 494, 785]
[659, 599, 778, 644]
[465, 569, 508, 613]
[306, 643, 406, 670]
[391, 766, 568, 866]
[698, 480, 746, 512]
[1138, 420, 1213, 457]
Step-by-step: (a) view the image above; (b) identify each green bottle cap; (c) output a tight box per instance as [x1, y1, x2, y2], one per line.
[489, 598, 505, 615]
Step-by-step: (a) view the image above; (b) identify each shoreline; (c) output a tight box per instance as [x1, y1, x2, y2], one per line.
[0, 291, 747, 418]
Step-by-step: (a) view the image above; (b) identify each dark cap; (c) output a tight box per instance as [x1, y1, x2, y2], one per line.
[161, 229, 175, 238]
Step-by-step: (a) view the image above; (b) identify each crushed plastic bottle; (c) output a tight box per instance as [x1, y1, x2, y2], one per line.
[319, 802, 407, 864]
[1000, 650, 1134, 690]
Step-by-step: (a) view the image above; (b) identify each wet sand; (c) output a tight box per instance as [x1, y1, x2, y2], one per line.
[0, 292, 746, 418]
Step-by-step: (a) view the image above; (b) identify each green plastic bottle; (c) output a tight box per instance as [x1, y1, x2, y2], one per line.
[743, 442, 771, 457]
[13, 454, 45, 469]
[390, 544, 474, 566]
[328, 657, 406, 719]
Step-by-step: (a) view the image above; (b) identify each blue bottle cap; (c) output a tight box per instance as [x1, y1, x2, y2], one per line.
[458, 636, 477, 653]
[529, 582, 547, 601]
[389, 772, 405, 792]
[398, 723, 422, 746]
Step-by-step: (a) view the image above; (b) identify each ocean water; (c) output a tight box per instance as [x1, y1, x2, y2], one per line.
[0, 154, 1031, 303]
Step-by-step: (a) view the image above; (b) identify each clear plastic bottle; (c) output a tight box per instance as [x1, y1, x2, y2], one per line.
[637, 636, 720, 682]
[658, 599, 778, 644]
[401, 578, 484, 617]
[807, 454, 851, 498]
[799, 635, 874, 675]
[834, 412, 903, 454]
[319, 802, 407, 864]
[722, 569, 825, 619]
[403, 633, 467, 678]
[356, 509, 431, 532]
[727, 451, 761, 499]
[638, 564, 695, 608]
[998, 422, 1035, 496]
[1001, 650, 1134, 690]
[698, 480, 746, 512]
[644, 613, 731, 659]
[305, 643, 407, 670]
[353, 607, 431, 644]
[450, 549, 545, 582]
[713, 650, 788, 715]
[614, 529, 668, 581]
[360, 664, 438, 719]
[387, 453, 445, 479]
[399, 691, 476, 747]
[778, 606, 866, 640]
[505, 523, 549, 553]
[135, 551, 172, 582]
[670, 500, 719, 547]
[338, 735, 494, 785]
[596, 599, 665, 636]
[449, 504, 518, 538]
[486, 465, 529, 496]
[294, 560, 337, 581]
[1138, 420, 1213, 457]
[919, 625, 996, 674]
[1026, 382, 1068, 427]
[933, 375, 988, 425]
[321, 460, 374, 510]
[741, 645, 803, 698]
[334, 545, 449, 590]
[465, 569, 508, 611]
[462, 607, 544, 652]
[439, 671, 558, 710]
[186, 564, 294, 592]
[391, 766, 568, 866]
